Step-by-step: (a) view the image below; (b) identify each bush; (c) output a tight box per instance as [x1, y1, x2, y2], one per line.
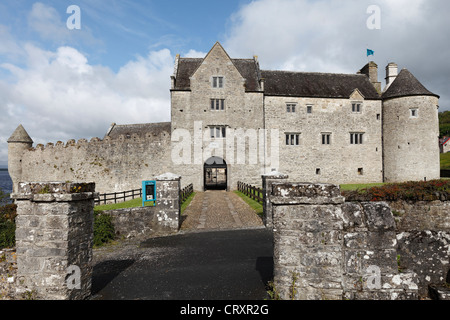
[0, 204, 17, 249]
[93, 211, 115, 247]
[0, 219, 15, 249]
[342, 180, 450, 202]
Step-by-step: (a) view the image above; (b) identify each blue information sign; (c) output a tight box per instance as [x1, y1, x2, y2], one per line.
[142, 180, 156, 207]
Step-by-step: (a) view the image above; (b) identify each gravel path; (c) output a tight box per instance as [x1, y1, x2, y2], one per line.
[180, 191, 264, 231]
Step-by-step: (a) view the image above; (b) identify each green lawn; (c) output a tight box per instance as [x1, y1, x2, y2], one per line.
[94, 192, 196, 215]
[94, 198, 155, 213]
[441, 152, 450, 170]
[234, 190, 263, 217]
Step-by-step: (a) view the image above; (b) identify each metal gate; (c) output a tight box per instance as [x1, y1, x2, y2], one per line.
[204, 157, 227, 190]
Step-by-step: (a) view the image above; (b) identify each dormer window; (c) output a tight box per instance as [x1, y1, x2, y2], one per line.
[352, 102, 362, 113]
[212, 76, 224, 88]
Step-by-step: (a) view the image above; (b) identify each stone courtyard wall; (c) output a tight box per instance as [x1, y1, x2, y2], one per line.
[270, 182, 450, 300]
[14, 131, 171, 195]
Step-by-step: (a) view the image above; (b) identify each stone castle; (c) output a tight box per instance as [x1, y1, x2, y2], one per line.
[7, 42, 441, 194]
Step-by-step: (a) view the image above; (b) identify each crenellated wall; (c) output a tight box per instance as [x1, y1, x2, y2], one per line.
[12, 131, 171, 195]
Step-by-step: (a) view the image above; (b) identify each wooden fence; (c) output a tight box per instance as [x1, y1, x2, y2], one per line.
[95, 183, 194, 206]
[180, 184, 194, 203]
[95, 188, 142, 205]
[237, 181, 263, 203]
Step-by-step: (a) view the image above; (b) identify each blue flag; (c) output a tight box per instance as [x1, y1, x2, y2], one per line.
[367, 49, 375, 56]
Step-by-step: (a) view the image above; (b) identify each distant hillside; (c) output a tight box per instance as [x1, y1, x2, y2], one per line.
[439, 111, 450, 137]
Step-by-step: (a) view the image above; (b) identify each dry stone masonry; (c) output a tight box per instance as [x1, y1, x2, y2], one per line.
[11, 182, 96, 300]
[269, 182, 450, 300]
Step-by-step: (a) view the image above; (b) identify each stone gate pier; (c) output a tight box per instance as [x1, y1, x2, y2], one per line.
[11, 182, 96, 300]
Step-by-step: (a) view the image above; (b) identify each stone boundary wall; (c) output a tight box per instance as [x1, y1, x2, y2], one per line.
[16, 132, 171, 195]
[270, 182, 450, 300]
[0, 173, 181, 300]
[103, 173, 182, 239]
[11, 182, 96, 300]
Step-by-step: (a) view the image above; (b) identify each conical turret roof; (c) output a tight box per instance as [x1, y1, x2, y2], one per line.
[382, 68, 439, 100]
[7, 125, 33, 143]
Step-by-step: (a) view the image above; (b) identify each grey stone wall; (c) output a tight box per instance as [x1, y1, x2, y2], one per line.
[270, 182, 450, 300]
[171, 43, 266, 191]
[12, 130, 171, 195]
[103, 172, 182, 239]
[11, 182, 96, 300]
[271, 183, 346, 300]
[383, 95, 440, 182]
[264, 94, 383, 185]
[262, 172, 288, 229]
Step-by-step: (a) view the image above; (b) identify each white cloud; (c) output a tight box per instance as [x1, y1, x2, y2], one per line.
[223, 0, 450, 105]
[27, 2, 71, 43]
[0, 44, 174, 162]
[184, 49, 207, 58]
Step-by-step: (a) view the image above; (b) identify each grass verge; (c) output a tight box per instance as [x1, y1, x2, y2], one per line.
[181, 192, 196, 214]
[234, 190, 263, 217]
[441, 152, 450, 170]
[94, 198, 155, 213]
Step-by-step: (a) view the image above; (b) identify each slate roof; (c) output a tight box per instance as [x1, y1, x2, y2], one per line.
[8, 124, 33, 143]
[173, 58, 261, 92]
[261, 70, 381, 100]
[173, 56, 381, 99]
[105, 122, 171, 139]
[382, 68, 439, 100]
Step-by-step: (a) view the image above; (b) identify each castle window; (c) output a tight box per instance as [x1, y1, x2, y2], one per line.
[307, 105, 313, 114]
[410, 108, 418, 118]
[210, 126, 226, 139]
[350, 133, 364, 145]
[285, 133, 300, 146]
[316, 168, 321, 175]
[286, 104, 296, 113]
[352, 102, 362, 113]
[211, 99, 225, 111]
[322, 133, 331, 145]
[358, 168, 364, 175]
[212, 76, 224, 88]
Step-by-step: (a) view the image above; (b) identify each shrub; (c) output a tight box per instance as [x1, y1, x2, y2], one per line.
[0, 219, 15, 249]
[0, 204, 17, 249]
[342, 179, 450, 202]
[93, 211, 115, 247]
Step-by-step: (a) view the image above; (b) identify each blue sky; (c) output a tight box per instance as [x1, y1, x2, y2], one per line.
[1, 0, 450, 165]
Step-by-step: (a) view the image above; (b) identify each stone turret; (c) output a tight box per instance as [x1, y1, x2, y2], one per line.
[7, 125, 33, 193]
[382, 69, 440, 182]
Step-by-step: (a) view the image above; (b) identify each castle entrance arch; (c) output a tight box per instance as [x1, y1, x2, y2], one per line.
[204, 157, 227, 191]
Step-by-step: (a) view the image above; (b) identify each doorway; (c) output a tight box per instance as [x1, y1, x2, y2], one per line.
[204, 157, 227, 190]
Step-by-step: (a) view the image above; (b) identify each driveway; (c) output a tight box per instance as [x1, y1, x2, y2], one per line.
[91, 228, 274, 300]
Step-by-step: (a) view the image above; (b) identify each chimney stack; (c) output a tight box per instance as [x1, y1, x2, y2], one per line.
[359, 61, 381, 93]
[385, 62, 398, 91]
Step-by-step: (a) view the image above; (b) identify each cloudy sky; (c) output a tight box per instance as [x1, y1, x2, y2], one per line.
[0, 0, 449, 165]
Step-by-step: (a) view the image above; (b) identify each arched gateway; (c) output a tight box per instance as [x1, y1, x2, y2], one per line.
[204, 157, 227, 191]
